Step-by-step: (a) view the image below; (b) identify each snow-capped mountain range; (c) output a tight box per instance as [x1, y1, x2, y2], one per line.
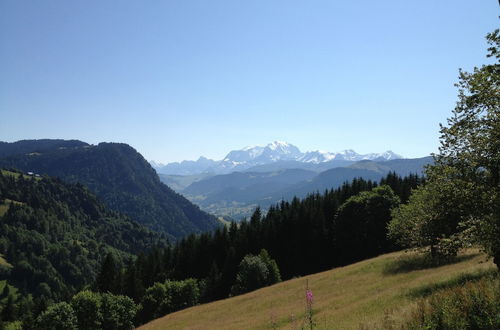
[152, 141, 403, 175]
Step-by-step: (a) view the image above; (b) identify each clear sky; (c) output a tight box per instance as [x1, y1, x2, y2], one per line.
[1, 1, 498, 163]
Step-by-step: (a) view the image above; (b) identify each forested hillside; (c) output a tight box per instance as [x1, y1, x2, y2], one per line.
[0, 170, 423, 328]
[95, 172, 424, 327]
[0, 140, 220, 239]
[0, 139, 88, 158]
[0, 170, 167, 304]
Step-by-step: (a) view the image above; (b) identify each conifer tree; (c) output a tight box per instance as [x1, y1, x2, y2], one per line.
[96, 252, 117, 293]
[1, 295, 16, 322]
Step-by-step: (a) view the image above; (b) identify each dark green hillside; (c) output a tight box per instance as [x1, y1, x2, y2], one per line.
[0, 139, 88, 158]
[183, 169, 316, 198]
[0, 170, 167, 301]
[0, 140, 220, 239]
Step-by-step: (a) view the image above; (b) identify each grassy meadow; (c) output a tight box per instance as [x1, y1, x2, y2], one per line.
[138, 249, 495, 330]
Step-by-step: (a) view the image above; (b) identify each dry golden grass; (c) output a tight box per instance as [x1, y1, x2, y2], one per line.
[137, 249, 495, 330]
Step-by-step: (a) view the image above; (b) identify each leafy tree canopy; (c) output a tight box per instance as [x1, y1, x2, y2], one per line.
[389, 29, 500, 266]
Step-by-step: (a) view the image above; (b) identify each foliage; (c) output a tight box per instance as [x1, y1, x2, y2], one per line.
[119, 172, 420, 310]
[0, 171, 423, 327]
[230, 249, 281, 295]
[138, 278, 200, 324]
[70, 290, 103, 330]
[95, 253, 120, 294]
[0, 141, 219, 239]
[0, 140, 87, 158]
[388, 29, 500, 266]
[35, 302, 78, 330]
[0, 169, 166, 305]
[258, 249, 281, 284]
[404, 275, 500, 329]
[34, 291, 137, 330]
[334, 185, 400, 265]
[139, 282, 169, 322]
[389, 182, 463, 260]
[100, 293, 138, 330]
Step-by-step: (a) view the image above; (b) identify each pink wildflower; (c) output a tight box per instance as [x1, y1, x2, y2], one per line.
[306, 289, 313, 304]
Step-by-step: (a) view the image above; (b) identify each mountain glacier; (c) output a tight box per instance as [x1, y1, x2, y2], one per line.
[153, 141, 403, 175]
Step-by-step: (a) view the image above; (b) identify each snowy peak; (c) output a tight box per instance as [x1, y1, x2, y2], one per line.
[222, 141, 301, 164]
[223, 146, 264, 163]
[299, 151, 336, 163]
[360, 150, 402, 161]
[333, 149, 361, 161]
[153, 143, 403, 175]
[297, 149, 401, 164]
[260, 141, 302, 161]
[266, 141, 297, 153]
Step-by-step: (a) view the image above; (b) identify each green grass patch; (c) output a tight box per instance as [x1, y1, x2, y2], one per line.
[1, 169, 42, 181]
[1, 169, 21, 178]
[138, 249, 495, 330]
[382, 251, 480, 275]
[0, 199, 25, 217]
[407, 268, 497, 298]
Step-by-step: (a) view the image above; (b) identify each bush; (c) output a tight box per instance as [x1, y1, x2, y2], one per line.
[164, 278, 200, 312]
[230, 249, 281, 295]
[139, 278, 200, 324]
[404, 275, 500, 329]
[71, 290, 103, 330]
[35, 302, 78, 330]
[100, 293, 138, 330]
[69, 290, 137, 330]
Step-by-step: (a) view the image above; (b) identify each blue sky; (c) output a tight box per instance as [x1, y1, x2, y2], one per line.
[1, 1, 498, 163]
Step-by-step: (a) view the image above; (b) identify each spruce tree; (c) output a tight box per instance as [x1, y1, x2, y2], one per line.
[96, 252, 117, 293]
[1, 295, 16, 322]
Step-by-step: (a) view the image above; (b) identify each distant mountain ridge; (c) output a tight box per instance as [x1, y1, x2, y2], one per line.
[0, 139, 220, 239]
[153, 141, 403, 175]
[162, 156, 433, 220]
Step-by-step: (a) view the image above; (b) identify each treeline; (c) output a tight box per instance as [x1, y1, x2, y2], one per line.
[0, 170, 423, 328]
[93, 172, 422, 325]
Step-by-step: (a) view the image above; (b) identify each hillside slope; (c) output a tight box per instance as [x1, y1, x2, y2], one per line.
[0, 140, 220, 239]
[138, 249, 495, 330]
[0, 169, 167, 300]
[0, 139, 88, 158]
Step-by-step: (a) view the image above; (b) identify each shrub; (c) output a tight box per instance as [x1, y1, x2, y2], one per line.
[35, 302, 78, 330]
[230, 249, 281, 296]
[100, 293, 138, 330]
[139, 278, 200, 324]
[71, 290, 103, 330]
[404, 275, 500, 329]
